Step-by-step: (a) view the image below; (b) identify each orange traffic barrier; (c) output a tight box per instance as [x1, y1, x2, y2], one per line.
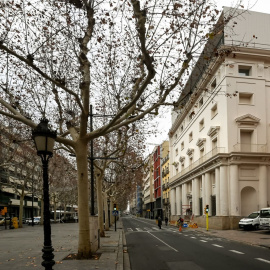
[179, 226, 182, 232]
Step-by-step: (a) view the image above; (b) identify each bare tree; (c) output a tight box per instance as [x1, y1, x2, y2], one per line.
[0, 0, 245, 258]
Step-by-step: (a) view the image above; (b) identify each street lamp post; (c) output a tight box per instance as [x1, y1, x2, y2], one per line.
[9, 200, 12, 229]
[32, 118, 56, 270]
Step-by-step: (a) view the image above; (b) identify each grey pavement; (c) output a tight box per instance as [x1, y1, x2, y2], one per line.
[1, 217, 270, 270]
[0, 218, 126, 270]
[135, 216, 270, 249]
[193, 225, 270, 249]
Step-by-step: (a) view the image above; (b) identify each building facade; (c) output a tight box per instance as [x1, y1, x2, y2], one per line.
[169, 8, 270, 229]
[161, 143, 170, 220]
[142, 155, 155, 219]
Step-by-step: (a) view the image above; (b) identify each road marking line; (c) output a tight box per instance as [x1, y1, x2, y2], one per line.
[136, 228, 143, 231]
[191, 237, 196, 239]
[212, 244, 223, 248]
[230, 250, 244, 254]
[255, 258, 270, 264]
[184, 235, 189, 236]
[127, 228, 133, 231]
[200, 240, 207, 242]
[147, 231, 178, 252]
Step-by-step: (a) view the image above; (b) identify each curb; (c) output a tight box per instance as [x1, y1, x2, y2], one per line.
[116, 229, 123, 270]
[122, 229, 131, 270]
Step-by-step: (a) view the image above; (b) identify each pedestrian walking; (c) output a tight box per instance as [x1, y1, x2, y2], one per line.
[158, 216, 162, 229]
[165, 217, 168, 226]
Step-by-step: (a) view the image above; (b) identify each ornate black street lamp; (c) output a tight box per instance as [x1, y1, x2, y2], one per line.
[32, 118, 56, 270]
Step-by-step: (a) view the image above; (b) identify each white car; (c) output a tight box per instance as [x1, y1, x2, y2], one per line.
[239, 211, 260, 230]
[34, 217, 41, 225]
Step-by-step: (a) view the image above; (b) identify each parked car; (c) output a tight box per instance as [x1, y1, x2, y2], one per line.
[239, 211, 260, 230]
[34, 217, 41, 225]
[259, 207, 270, 230]
[0, 217, 11, 226]
[26, 218, 36, 225]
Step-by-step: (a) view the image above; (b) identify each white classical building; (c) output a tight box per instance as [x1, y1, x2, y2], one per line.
[169, 8, 270, 229]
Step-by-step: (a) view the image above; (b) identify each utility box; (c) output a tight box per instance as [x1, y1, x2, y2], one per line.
[12, 217, 18, 229]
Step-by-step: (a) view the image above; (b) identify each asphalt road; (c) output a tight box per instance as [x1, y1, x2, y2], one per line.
[123, 216, 270, 270]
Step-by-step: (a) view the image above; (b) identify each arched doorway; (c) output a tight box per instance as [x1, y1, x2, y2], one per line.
[241, 186, 257, 216]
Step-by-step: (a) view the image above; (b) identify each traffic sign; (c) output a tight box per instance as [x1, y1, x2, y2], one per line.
[112, 210, 119, 216]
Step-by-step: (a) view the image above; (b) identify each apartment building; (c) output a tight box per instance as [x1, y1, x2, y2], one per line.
[161, 147, 170, 220]
[0, 126, 40, 219]
[169, 8, 270, 229]
[142, 155, 155, 219]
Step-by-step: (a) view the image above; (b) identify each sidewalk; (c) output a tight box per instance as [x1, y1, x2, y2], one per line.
[0, 218, 125, 270]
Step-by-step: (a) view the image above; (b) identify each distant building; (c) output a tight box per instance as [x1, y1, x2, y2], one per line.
[142, 155, 155, 219]
[152, 141, 169, 220]
[169, 8, 270, 229]
[0, 126, 40, 219]
[161, 144, 170, 220]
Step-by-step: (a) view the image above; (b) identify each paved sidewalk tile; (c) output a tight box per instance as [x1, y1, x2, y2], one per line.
[0, 219, 124, 270]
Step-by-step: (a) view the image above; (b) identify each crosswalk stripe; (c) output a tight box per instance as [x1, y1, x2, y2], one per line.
[255, 258, 270, 264]
[230, 250, 244, 254]
[212, 244, 223, 248]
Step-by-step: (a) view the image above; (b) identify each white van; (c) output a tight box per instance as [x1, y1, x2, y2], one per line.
[238, 211, 260, 230]
[259, 208, 270, 230]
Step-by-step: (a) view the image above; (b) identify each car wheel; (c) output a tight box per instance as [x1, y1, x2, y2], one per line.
[254, 224, 259, 230]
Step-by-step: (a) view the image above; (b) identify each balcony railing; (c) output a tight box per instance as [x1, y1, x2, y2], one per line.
[233, 144, 267, 153]
[170, 147, 225, 182]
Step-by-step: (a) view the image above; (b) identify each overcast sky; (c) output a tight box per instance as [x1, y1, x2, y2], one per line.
[145, 0, 270, 155]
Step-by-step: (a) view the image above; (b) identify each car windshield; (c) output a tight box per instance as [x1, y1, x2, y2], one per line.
[260, 210, 270, 218]
[248, 213, 259, 218]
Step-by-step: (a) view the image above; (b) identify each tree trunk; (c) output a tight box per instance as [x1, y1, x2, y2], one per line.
[97, 176, 105, 237]
[19, 189, 25, 228]
[76, 141, 91, 258]
[64, 203, 67, 220]
[104, 193, 109, 231]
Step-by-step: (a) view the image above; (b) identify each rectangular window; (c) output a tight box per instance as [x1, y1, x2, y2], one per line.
[199, 119, 204, 131]
[189, 132, 193, 142]
[199, 98, 203, 108]
[189, 111, 195, 121]
[211, 104, 218, 119]
[175, 148, 178, 156]
[200, 148, 204, 158]
[239, 65, 251, 76]
[239, 93, 254, 105]
[211, 79, 216, 91]
[181, 142, 184, 150]
[212, 138, 217, 149]
[181, 163, 184, 171]
[240, 130, 253, 152]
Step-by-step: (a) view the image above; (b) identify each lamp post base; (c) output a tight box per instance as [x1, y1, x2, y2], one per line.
[42, 245, 55, 270]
